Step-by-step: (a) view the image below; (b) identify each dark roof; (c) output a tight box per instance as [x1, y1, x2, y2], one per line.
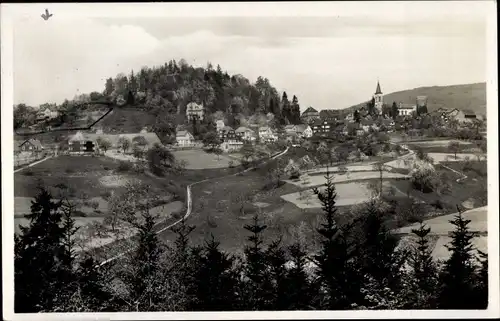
[375, 81, 382, 94]
[312, 119, 324, 126]
[20, 138, 43, 149]
[302, 107, 318, 114]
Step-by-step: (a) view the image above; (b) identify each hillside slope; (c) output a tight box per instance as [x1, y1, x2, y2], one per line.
[346, 82, 486, 115]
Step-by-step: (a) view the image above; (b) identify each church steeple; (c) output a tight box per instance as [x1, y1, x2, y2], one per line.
[375, 80, 382, 95]
[373, 80, 383, 112]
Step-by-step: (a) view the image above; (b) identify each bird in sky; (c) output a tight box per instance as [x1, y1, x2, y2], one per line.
[41, 9, 53, 21]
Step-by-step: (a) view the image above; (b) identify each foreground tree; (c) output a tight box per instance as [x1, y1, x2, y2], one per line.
[188, 235, 240, 311]
[241, 214, 274, 310]
[438, 207, 484, 309]
[404, 223, 439, 309]
[312, 170, 363, 309]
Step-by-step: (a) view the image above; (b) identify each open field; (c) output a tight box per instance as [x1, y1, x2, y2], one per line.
[406, 139, 473, 147]
[384, 152, 486, 170]
[284, 171, 409, 189]
[394, 206, 487, 261]
[173, 149, 241, 169]
[390, 163, 486, 213]
[281, 180, 405, 209]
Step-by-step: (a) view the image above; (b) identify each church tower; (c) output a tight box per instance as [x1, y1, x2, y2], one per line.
[373, 80, 383, 112]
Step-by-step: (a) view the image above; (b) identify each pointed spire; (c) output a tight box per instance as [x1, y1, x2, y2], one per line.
[375, 80, 382, 95]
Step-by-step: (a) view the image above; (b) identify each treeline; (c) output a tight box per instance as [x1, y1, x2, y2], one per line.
[14, 171, 488, 312]
[101, 60, 302, 126]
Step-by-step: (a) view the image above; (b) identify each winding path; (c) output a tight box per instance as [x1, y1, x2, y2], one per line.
[97, 147, 290, 266]
[14, 156, 52, 173]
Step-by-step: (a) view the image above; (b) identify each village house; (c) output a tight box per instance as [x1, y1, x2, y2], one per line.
[36, 108, 59, 122]
[67, 131, 100, 154]
[17, 138, 44, 153]
[455, 109, 477, 123]
[176, 130, 195, 147]
[294, 124, 313, 138]
[218, 126, 236, 141]
[186, 101, 205, 121]
[361, 119, 376, 132]
[67, 130, 163, 154]
[311, 119, 336, 136]
[235, 126, 257, 142]
[215, 120, 226, 132]
[258, 126, 277, 142]
[284, 124, 297, 136]
[398, 103, 417, 116]
[300, 107, 320, 124]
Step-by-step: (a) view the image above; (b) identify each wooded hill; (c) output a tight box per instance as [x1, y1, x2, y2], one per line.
[345, 82, 487, 115]
[14, 60, 305, 140]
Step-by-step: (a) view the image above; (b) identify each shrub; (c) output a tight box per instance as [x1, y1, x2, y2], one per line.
[65, 168, 74, 174]
[22, 168, 34, 176]
[117, 161, 132, 172]
[103, 166, 110, 170]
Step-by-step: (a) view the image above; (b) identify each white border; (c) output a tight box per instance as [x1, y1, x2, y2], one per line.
[1, 2, 498, 320]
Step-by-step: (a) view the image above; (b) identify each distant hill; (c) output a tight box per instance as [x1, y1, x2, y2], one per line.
[345, 83, 486, 115]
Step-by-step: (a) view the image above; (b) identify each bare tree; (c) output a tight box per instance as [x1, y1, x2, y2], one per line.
[448, 141, 460, 160]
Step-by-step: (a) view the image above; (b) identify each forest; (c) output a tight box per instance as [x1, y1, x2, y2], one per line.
[14, 170, 488, 312]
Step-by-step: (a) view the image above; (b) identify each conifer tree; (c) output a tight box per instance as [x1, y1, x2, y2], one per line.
[169, 218, 198, 309]
[265, 237, 289, 310]
[15, 188, 66, 312]
[360, 201, 400, 288]
[475, 250, 489, 309]
[312, 170, 363, 309]
[438, 206, 481, 309]
[284, 242, 315, 310]
[189, 235, 240, 311]
[242, 214, 274, 310]
[124, 208, 164, 311]
[405, 222, 439, 309]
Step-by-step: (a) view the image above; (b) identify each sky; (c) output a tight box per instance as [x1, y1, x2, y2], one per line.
[7, 2, 491, 110]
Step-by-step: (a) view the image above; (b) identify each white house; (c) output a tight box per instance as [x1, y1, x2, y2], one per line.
[294, 124, 313, 138]
[36, 108, 59, 122]
[221, 140, 243, 152]
[186, 102, 205, 121]
[176, 130, 195, 147]
[284, 125, 297, 136]
[258, 126, 277, 142]
[215, 120, 225, 132]
[398, 103, 417, 116]
[235, 126, 257, 141]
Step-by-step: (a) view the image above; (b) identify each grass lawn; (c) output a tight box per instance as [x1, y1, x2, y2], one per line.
[390, 162, 487, 215]
[173, 149, 241, 169]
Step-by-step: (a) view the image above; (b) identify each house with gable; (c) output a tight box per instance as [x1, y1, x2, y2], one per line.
[294, 124, 313, 138]
[235, 126, 256, 142]
[176, 130, 195, 147]
[215, 120, 226, 132]
[18, 138, 44, 153]
[258, 126, 277, 142]
[186, 101, 205, 121]
[300, 107, 320, 124]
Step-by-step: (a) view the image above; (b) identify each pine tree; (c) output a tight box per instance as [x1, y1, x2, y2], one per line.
[15, 188, 66, 312]
[405, 222, 439, 309]
[360, 201, 400, 288]
[281, 92, 290, 124]
[291, 95, 301, 124]
[68, 257, 119, 312]
[284, 242, 315, 310]
[391, 102, 399, 120]
[475, 250, 489, 309]
[123, 209, 163, 311]
[312, 170, 363, 309]
[242, 214, 274, 310]
[265, 237, 289, 310]
[169, 218, 198, 309]
[438, 206, 481, 309]
[189, 235, 240, 311]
